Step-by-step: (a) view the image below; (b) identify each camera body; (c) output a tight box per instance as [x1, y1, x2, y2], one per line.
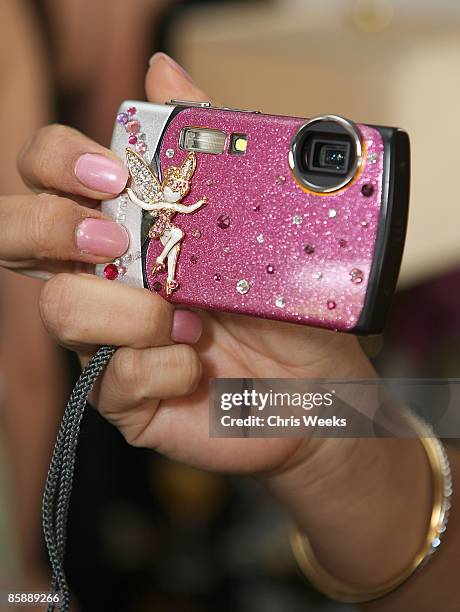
[99, 100, 410, 334]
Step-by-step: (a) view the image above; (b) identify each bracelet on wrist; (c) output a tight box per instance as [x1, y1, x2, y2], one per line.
[290, 409, 452, 604]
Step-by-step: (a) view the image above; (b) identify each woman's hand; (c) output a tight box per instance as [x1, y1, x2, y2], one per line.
[5, 53, 435, 605]
[1, 125, 130, 277]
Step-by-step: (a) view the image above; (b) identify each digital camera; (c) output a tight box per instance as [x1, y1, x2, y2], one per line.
[99, 100, 410, 334]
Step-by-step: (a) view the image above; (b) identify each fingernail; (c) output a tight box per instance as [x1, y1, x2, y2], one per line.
[149, 52, 195, 84]
[76, 218, 129, 257]
[74, 153, 128, 194]
[171, 309, 203, 344]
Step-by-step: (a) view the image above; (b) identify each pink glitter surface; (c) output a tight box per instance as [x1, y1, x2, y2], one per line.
[146, 108, 384, 331]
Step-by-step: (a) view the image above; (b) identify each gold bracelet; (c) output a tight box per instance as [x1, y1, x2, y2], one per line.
[290, 410, 452, 604]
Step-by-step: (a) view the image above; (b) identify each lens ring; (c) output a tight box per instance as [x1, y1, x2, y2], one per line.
[289, 115, 363, 193]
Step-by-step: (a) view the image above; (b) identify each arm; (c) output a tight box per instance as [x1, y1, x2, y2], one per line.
[126, 187, 158, 210]
[0, 0, 65, 583]
[176, 197, 208, 213]
[127, 189, 208, 213]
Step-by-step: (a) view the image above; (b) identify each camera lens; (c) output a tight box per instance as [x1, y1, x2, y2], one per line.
[322, 147, 346, 169]
[289, 116, 363, 193]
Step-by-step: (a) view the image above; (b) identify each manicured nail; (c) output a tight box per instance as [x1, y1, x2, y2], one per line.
[171, 309, 203, 344]
[74, 153, 128, 194]
[75, 219, 129, 257]
[149, 52, 195, 84]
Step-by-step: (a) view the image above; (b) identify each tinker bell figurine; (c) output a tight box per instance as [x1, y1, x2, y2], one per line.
[125, 148, 208, 296]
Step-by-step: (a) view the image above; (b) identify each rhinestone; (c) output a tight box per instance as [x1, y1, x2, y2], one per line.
[223, 246, 232, 254]
[103, 263, 118, 280]
[126, 120, 140, 134]
[128, 135, 137, 145]
[236, 279, 250, 295]
[117, 265, 127, 276]
[206, 179, 213, 186]
[361, 220, 368, 227]
[276, 175, 286, 185]
[127, 106, 137, 116]
[275, 296, 286, 308]
[432, 538, 441, 548]
[117, 112, 128, 125]
[266, 265, 275, 274]
[313, 272, 322, 280]
[136, 141, 148, 154]
[327, 300, 336, 310]
[252, 204, 260, 212]
[190, 255, 198, 264]
[293, 214, 303, 225]
[368, 152, 378, 163]
[217, 214, 231, 229]
[152, 281, 162, 292]
[350, 268, 364, 284]
[137, 132, 147, 142]
[361, 183, 374, 197]
[191, 229, 202, 239]
[328, 209, 337, 218]
[256, 234, 264, 243]
[166, 148, 175, 158]
[304, 244, 315, 254]
[339, 239, 347, 248]
[214, 273, 221, 281]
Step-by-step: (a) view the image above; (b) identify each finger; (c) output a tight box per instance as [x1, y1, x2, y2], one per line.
[94, 344, 202, 444]
[146, 52, 212, 105]
[0, 193, 129, 264]
[39, 273, 203, 353]
[18, 124, 129, 199]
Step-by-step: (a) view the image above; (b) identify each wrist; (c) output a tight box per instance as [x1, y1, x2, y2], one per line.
[261, 435, 432, 588]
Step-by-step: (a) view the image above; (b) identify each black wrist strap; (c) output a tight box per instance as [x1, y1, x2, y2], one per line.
[42, 345, 117, 611]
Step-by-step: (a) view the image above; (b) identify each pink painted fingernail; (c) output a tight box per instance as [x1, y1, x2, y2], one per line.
[75, 219, 129, 257]
[171, 310, 203, 344]
[149, 52, 195, 84]
[74, 153, 128, 194]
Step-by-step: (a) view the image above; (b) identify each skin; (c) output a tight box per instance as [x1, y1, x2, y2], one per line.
[0, 0, 65, 587]
[1, 53, 458, 610]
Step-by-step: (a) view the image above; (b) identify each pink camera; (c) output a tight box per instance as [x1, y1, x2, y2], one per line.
[99, 100, 410, 334]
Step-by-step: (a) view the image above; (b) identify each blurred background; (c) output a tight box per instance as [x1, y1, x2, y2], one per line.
[1, 0, 460, 610]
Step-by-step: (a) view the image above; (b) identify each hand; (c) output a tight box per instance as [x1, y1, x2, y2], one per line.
[8, 53, 432, 601]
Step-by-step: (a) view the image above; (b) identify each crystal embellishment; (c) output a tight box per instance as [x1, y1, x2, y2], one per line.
[236, 279, 250, 295]
[275, 296, 286, 308]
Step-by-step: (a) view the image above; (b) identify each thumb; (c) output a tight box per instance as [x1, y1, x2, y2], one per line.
[146, 52, 211, 105]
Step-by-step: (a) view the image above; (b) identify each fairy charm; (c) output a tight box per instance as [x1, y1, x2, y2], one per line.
[125, 148, 208, 296]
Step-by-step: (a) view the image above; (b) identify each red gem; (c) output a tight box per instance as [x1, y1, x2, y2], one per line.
[217, 214, 231, 229]
[266, 265, 275, 274]
[361, 183, 374, 197]
[127, 106, 137, 116]
[104, 263, 118, 280]
[128, 135, 138, 145]
[327, 300, 336, 310]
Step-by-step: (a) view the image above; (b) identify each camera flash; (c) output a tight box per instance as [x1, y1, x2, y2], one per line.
[180, 127, 226, 154]
[229, 133, 248, 155]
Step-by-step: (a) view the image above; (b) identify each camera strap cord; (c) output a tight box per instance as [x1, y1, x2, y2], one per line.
[42, 345, 117, 612]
